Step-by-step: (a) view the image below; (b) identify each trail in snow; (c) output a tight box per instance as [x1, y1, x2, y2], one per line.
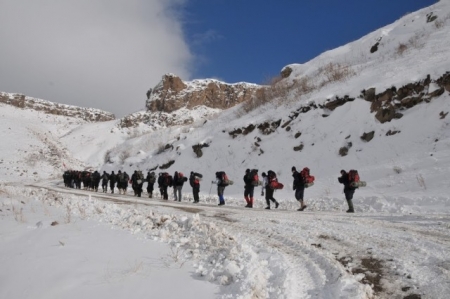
[27, 180, 450, 299]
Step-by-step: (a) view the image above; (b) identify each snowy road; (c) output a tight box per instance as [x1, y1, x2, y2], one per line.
[31, 181, 450, 299]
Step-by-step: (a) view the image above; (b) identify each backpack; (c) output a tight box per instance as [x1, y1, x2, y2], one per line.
[162, 172, 171, 187]
[179, 172, 188, 182]
[268, 170, 284, 190]
[300, 167, 315, 188]
[118, 172, 125, 182]
[136, 171, 144, 184]
[148, 173, 156, 184]
[348, 170, 364, 188]
[250, 169, 260, 186]
[218, 171, 232, 186]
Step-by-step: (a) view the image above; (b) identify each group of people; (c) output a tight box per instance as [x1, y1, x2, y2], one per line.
[63, 167, 360, 213]
[212, 167, 359, 213]
[62, 169, 203, 202]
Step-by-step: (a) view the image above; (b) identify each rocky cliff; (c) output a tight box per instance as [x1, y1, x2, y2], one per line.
[0, 92, 115, 122]
[145, 74, 261, 113]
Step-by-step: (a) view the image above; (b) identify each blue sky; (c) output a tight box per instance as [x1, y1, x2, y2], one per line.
[183, 0, 437, 84]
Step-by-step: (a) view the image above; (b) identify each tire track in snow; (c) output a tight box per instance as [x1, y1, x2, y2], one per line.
[31, 181, 450, 298]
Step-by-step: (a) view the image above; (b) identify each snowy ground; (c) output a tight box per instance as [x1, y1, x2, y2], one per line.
[1, 180, 449, 299]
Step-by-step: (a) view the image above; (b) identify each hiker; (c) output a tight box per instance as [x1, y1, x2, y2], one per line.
[117, 170, 124, 194]
[92, 170, 101, 192]
[123, 171, 130, 195]
[101, 171, 109, 193]
[131, 170, 144, 197]
[109, 171, 116, 194]
[189, 171, 202, 203]
[74, 171, 81, 189]
[338, 170, 356, 213]
[173, 171, 187, 202]
[261, 171, 279, 210]
[146, 171, 156, 198]
[158, 172, 171, 200]
[243, 169, 257, 208]
[292, 167, 307, 211]
[213, 171, 229, 206]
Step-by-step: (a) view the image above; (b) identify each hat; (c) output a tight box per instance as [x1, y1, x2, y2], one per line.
[246, 168, 250, 173]
[340, 169, 346, 174]
[292, 166, 296, 171]
[262, 172, 267, 177]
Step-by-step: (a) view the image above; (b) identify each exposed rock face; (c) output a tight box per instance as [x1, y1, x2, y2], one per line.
[146, 74, 260, 113]
[280, 66, 293, 78]
[367, 73, 449, 123]
[0, 92, 115, 122]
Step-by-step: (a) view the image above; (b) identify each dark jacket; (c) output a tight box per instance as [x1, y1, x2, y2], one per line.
[292, 170, 304, 190]
[338, 171, 355, 191]
[173, 172, 186, 187]
[243, 172, 253, 188]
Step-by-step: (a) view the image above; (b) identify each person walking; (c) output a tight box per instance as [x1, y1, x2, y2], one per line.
[338, 170, 356, 213]
[189, 172, 202, 203]
[243, 169, 256, 208]
[109, 171, 116, 194]
[158, 172, 171, 200]
[146, 171, 156, 198]
[292, 167, 307, 211]
[261, 172, 279, 210]
[101, 171, 109, 193]
[173, 171, 187, 202]
[213, 171, 228, 206]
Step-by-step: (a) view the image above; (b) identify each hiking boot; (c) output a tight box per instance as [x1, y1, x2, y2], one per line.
[218, 202, 225, 206]
[346, 209, 355, 213]
[275, 202, 279, 209]
[246, 204, 253, 208]
[265, 207, 270, 210]
[300, 205, 307, 211]
[244, 204, 250, 208]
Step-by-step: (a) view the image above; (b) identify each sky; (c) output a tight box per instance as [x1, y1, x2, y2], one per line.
[0, 0, 438, 117]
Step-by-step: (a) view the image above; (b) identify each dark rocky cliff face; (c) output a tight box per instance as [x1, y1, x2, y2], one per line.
[145, 74, 261, 113]
[0, 92, 115, 122]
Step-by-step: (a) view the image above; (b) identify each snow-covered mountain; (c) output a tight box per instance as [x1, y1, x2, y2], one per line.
[1, 1, 450, 298]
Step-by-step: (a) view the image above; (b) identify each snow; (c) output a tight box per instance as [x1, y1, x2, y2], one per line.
[2, 1, 450, 298]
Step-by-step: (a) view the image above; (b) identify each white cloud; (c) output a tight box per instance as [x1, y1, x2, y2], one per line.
[0, 0, 193, 117]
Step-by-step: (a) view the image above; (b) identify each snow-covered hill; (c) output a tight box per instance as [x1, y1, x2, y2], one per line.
[96, 0, 450, 213]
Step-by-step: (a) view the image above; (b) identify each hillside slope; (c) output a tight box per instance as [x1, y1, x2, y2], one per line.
[96, 0, 450, 212]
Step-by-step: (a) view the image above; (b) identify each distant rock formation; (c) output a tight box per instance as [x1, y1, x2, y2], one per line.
[0, 92, 115, 122]
[145, 74, 261, 113]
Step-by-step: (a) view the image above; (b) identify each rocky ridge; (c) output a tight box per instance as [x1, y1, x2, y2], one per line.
[0, 92, 115, 122]
[146, 74, 260, 113]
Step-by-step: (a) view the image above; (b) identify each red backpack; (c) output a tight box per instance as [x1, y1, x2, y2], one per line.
[218, 171, 230, 186]
[348, 170, 360, 183]
[250, 169, 260, 186]
[268, 170, 284, 189]
[300, 167, 315, 184]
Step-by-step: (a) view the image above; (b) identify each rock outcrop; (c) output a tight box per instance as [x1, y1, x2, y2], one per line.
[366, 72, 449, 123]
[0, 92, 115, 122]
[146, 74, 260, 113]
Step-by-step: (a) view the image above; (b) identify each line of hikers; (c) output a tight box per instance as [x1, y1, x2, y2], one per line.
[62, 169, 203, 202]
[63, 167, 365, 212]
[211, 167, 364, 212]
